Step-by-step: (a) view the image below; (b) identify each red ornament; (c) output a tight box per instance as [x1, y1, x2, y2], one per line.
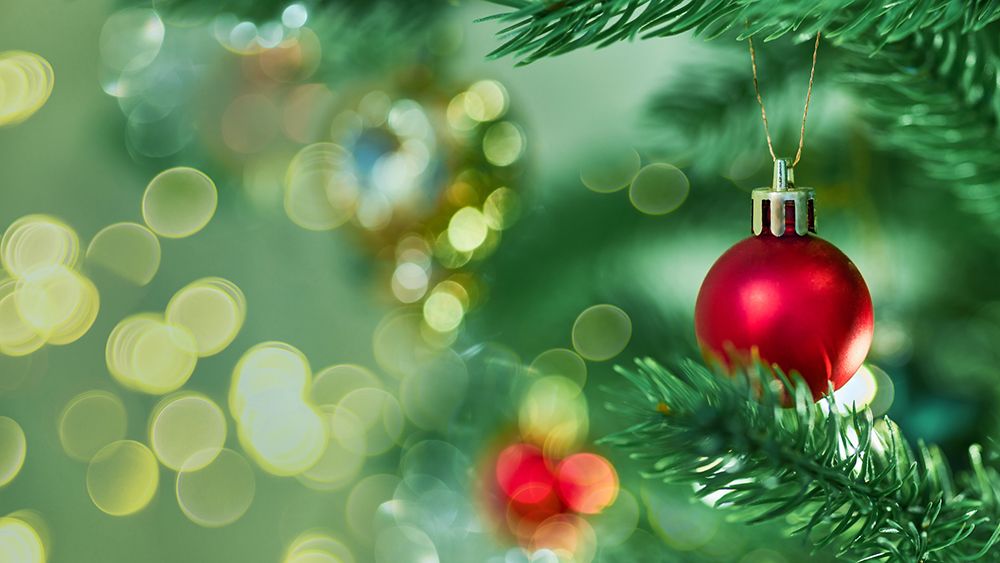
[494, 443, 563, 523]
[695, 160, 873, 399]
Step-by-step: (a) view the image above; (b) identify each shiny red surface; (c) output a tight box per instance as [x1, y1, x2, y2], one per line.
[695, 234, 874, 399]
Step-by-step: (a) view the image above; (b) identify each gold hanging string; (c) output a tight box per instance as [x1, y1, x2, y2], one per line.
[748, 31, 821, 167]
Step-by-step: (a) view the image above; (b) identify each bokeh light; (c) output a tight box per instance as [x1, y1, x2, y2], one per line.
[483, 187, 521, 231]
[165, 277, 246, 357]
[530, 348, 587, 388]
[422, 290, 465, 333]
[345, 474, 400, 540]
[580, 147, 641, 193]
[58, 390, 128, 462]
[398, 350, 468, 432]
[142, 167, 218, 238]
[285, 530, 355, 563]
[588, 488, 639, 546]
[571, 304, 632, 361]
[0, 51, 54, 127]
[99, 9, 165, 72]
[447, 207, 488, 253]
[0, 279, 46, 356]
[282, 4, 309, 28]
[0, 515, 45, 563]
[311, 364, 382, 405]
[229, 341, 311, 417]
[339, 387, 405, 456]
[374, 525, 440, 563]
[555, 453, 618, 514]
[284, 143, 359, 231]
[298, 406, 365, 491]
[628, 163, 690, 215]
[530, 514, 597, 563]
[482, 122, 525, 167]
[1, 215, 80, 279]
[106, 314, 198, 394]
[149, 392, 227, 471]
[0, 417, 26, 487]
[86, 440, 159, 516]
[831, 363, 895, 417]
[15, 265, 99, 345]
[519, 377, 588, 459]
[465, 80, 509, 122]
[176, 448, 255, 527]
[230, 342, 333, 476]
[85, 222, 161, 286]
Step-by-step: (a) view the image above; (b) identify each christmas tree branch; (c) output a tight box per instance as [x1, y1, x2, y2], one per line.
[481, 0, 1000, 64]
[843, 27, 1000, 229]
[602, 358, 1000, 561]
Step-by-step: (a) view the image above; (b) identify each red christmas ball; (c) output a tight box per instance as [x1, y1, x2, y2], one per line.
[695, 233, 873, 399]
[494, 443, 563, 523]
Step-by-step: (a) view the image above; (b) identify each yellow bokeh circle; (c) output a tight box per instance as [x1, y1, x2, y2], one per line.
[530, 348, 588, 388]
[0, 515, 45, 563]
[0, 279, 45, 357]
[284, 143, 358, 231]
[85, 222, 161, 286]
[229, 341, 311, 420]
[106, 314, 198, 394]
[447, 207, 488, 253]
[628, 163, 690, 215]
[571, 304, 632, 361]
[297, 406, 366, 491]
[311, 364, 381, 407]
[176, 448, 255, 527]
[58, 390, 128, 462]
[0, 51, 54, 127]
[1, 215, 79, 279]
[142, 167, 218, 238]
[149, 392, 227, 471]
[0, 417, 26, 487]
[237, 396, 327, 476]
[165, 277, 246, 357]
[285, 531, 355, 563]
[15, 265, 99, 345]
[86, 440, 159, 516]
[339, 388, 404, 456]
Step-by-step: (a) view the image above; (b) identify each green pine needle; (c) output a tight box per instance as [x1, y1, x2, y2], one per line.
[602, 358, 1000, 561]
[481, 1, 1000, 64]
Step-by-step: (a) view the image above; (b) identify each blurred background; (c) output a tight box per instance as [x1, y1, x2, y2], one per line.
[0, 1, 997, 562]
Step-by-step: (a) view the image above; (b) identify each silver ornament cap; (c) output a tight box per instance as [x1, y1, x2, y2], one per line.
[751, 158, 816, 236]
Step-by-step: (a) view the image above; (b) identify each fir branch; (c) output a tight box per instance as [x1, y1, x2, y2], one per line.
[602, 358, 1000, 561]
[844, 27, 1000, 228]
[482, 0, 1000, 64]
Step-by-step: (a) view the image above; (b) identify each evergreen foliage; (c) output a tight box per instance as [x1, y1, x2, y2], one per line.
[603, 358, 1000, 561]
[484, 0, 1000, 231]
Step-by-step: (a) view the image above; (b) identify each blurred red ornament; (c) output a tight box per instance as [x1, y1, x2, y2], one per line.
[695, 160, 873, 399]
[495, 443, 563, 522]
[555, 453, 619, 514]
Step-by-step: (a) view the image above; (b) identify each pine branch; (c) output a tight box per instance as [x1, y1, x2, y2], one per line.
[482, 0, 1000, 64]
[844, 27, 1000, 228]
[602, 358, 1000, 561]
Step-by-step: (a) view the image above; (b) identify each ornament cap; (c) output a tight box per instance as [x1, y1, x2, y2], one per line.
[752, 158, 815, 237]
